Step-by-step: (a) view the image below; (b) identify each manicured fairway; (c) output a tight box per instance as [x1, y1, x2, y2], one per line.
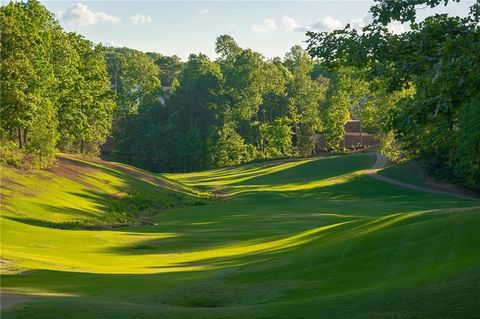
[1, 153, 479, 318]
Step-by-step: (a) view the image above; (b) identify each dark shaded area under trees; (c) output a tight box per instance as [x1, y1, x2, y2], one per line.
[306, 0, 480, 191]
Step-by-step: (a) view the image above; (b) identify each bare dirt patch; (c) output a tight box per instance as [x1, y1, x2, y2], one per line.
[83, 156, 182, 191]
[47, 157, 99, 190]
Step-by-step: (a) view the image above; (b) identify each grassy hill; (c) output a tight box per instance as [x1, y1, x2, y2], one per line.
[1, 153, 479, 318]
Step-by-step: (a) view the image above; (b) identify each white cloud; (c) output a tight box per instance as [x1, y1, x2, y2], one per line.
[280, 16, 306, 32]
[200, 9, 209, 14]
[251, 18, 277, 33]
[281, 16, 297, 31]
[349, 18, 366, 30]
[228, 22, 238, 27]
[387, 21, 408, 34]
[312, 16, 343, 31]
[59, 2, 120, 26]
[128, 14, 152, 25]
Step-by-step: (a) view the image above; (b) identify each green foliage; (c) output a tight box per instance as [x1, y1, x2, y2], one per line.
[0, 0, 116, 164]
[456, 96, 480, 190]
[379, 131, 405, 163]
[146, 52, 184, 87]
[210, 124, 253, 167]
[56, 35, 115, 154]
[118, 50, 161, 115]
[260, 117, 293, 158]
[110, 37, 328, 172]
[285, 46, 327, 154]
[0, 0, 57, 164]
[25, 102, 59, 167]
[320, 70, 353, 149]
[306, 0, 480, 190]
[0, 140, 23, 167]
[106, 48, 161, 163]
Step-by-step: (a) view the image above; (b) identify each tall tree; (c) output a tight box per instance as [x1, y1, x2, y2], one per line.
[1, 0, 58, 165]
[56, 34, 115, 154]
[107, 48, 161, 162]
[285, 46, 327, 156]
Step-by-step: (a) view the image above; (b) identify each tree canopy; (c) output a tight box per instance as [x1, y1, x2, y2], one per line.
[306, 0, 480, 190]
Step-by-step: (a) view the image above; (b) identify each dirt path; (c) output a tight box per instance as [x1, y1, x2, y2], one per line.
[0, 293, 30, 309]
[366, 153, 479, 201]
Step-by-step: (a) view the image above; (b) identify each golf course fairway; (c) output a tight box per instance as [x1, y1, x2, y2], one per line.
[1, 153, 479, 318]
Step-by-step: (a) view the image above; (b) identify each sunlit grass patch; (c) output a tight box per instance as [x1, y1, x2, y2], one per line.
[1, 153, 479, 318]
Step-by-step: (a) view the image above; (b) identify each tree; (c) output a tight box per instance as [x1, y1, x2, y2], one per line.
[56, 34, 115, 154]
[306, 0, 480, 189]
[107, 48, 161, 162]
[159, 54, 224, 171]
[456, 96, 480, 189]
[285, 46, 327, 156]
[210, 124, 253, 167]
[260, 117, 293, 158]
[321, 68, 369, 150]
[146, 53, 184, 87]
[1, 0, 58, 165]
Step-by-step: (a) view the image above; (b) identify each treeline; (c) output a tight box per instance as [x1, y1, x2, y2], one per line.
[306, 0, 480, 190]
[106, 38, 337, 172]
[1, 0, 114, 166]
[105, 41, 403, 172]
[0, 0, 392, 172]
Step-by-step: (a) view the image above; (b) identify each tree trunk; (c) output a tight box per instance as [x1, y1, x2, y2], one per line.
[359, 121, 363, 147]
[23, 128, 28, 146]
[17, 127, 23, 149]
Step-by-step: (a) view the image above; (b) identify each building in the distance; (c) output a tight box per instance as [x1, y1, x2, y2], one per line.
[316, 120, 379, 152]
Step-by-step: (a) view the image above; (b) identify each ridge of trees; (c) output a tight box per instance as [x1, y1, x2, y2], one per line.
[106, 37, 340, 172]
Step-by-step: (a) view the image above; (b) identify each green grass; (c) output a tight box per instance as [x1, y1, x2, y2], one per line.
[378, 161, 428, 187]
[1, 153, 479, 318]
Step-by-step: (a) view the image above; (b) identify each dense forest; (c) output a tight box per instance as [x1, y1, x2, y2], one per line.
[1, 0, 479, 190]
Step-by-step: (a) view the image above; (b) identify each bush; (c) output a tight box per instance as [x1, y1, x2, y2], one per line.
[0, 140, 24, 167]
[455, 97, 480, 190]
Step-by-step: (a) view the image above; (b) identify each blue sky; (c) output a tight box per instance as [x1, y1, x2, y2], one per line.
[39, 1, 474, 60]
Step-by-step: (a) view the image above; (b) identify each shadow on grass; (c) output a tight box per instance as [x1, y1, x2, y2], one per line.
[3, 207, 480, 318]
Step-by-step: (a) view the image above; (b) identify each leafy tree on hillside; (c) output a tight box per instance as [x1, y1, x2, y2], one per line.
[56, 34, 115, 154]
[0, 0, 58, 165]
[285, 46, 327, 156]
[321, 68, 369, 149]
[210, 123, 253, 167]
[107, 48, 161, 162]
[161, 54, 224, 171]
[306, 0, 480, 189]
[260, 117, 293, 158]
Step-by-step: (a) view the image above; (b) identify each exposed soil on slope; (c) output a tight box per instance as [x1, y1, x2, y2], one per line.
[47, 157, 100, 190]
[55, 154, 185, 194]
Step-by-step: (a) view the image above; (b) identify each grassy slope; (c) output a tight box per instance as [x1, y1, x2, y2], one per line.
[377, 161, 428, 187]
[1, 153, 479, 318]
